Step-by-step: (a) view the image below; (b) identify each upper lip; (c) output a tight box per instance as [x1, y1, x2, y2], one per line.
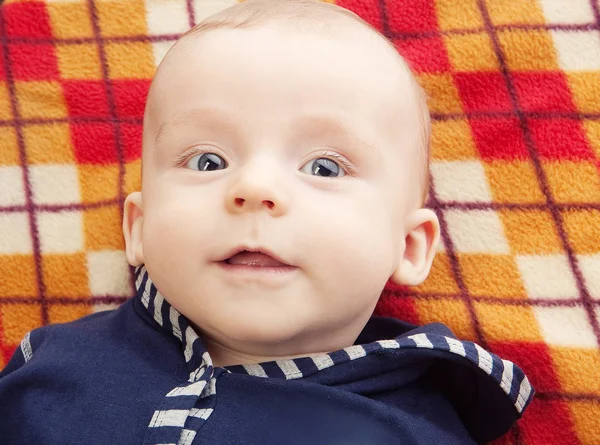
[218, 246, 294, 267]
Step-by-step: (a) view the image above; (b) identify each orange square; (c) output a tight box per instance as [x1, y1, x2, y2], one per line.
[474, 302, 542, 342]
[435, 0, 483, 30]
[431, 119, 478, 160]
[414, 253, 460, 294]
[417, 73, 464, 114]
[43, 253, 89, 298]
[544, 161, 600, 203]
[48, 303, 91, 324]
[562, 209, 600, 255]
[568, 400, 600, 445]
[124, 160, 141, 195]
[567, 73, 600, 113]
[444, 33, 499, 72]
[97, 0, 148, 37]
[0, 127, 19, 165]
[487, 0, 545, 25]
[498, 30, 558, 71]
[1, 303, 43, 344]
[105, 42, 156, 79]
[460, 254, 526, 298]
[0, 255, 37, 297]
[0, 81, 12, 120]
[84, 205, 125, 250]
[550, 347, 600, 394]
[484, 161, 546, 204]
[15, 81, 68, 119]
[583, 120, 600, 158]
[23, 123, 75, 164]
[47, 2, 93, 39]
[79, 165, 120, 203]
[56, 43, 102, 80]
[415, 297, 477, 342]
[499, 209, 563, 255]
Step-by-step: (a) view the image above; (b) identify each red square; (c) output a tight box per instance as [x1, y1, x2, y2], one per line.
[375, 284, 419, 325]
[3, 2, 53, 38]
[121, 123, 143, 162]
[455, 72, 512, 112]
[113, 80, 151, 119]
[488, 342, 562, 393]
[62, 81, 109, 117]
[513, 72, 576, 113]
[71, 123, 118, 164]
[519, 398, 579, 445]
[336, 0, 383, 31]
[469, 117, 529, 161]
[528, 118, 594, 161]
[393, 37, 450, 73]
[386, 0, 438, 34]
[8, 44, 59, 80]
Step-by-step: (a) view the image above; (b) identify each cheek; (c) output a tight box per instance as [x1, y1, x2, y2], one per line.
[301, 187, 398, 293]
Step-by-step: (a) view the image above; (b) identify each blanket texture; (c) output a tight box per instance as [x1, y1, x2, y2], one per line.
[0, 0, 599, 443]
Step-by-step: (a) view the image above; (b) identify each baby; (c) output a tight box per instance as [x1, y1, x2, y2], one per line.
[0, 1, 533, 444]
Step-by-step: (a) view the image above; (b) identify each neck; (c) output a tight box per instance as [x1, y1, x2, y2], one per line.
[202, 336, 331, 368]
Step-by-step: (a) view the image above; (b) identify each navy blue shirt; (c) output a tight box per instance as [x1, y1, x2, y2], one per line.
[0, 266, 533, 444]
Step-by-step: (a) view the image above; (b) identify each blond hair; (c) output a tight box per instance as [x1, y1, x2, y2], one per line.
[168, 0, 431, 203]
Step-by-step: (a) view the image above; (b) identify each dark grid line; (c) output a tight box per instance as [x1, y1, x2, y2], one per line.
[4, 291, 598, 307]
[87, 0, 129, 311]
[379, 1, 489, 352]
[3, 199, 600, 215]
[0, 10, 49, 326]
[3, 21, 599, 46]
[186, 0, 196, 29]
[2, 110, 599, 130]
[475, 0, 600, 353]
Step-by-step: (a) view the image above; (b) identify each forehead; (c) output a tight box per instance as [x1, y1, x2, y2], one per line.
[143, 26, 421, 164]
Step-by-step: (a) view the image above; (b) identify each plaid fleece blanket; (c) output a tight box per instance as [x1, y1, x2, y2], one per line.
[0, 0, 599, 443]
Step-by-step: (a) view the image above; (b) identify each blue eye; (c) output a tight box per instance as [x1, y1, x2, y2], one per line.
[187, 153, 228, 171]
[301, 157, 345, 178]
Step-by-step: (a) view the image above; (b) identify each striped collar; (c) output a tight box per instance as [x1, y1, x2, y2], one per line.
[135, 265, 534, 444]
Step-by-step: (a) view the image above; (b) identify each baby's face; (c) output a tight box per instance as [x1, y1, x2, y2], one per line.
[135, 25, 425, 359]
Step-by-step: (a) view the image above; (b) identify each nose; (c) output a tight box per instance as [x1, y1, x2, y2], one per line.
[225, 157, 289, 217]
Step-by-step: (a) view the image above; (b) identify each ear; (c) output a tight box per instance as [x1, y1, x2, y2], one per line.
[390, 208, 440, 287]
[122, 192, 145, 266]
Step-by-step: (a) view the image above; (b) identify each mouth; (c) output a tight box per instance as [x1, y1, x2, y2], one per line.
[217, 248, 297, 273]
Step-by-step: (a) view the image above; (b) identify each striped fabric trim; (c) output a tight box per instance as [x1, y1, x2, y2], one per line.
[20, 331, 33, 363]
[228, 332, 534, 415]
[135, 266, 221, 445]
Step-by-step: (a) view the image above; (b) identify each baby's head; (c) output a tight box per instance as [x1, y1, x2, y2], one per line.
[123, 0, 440, 365]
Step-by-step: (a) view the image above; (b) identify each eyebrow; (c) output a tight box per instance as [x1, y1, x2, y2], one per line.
[153, 107, 236, 147]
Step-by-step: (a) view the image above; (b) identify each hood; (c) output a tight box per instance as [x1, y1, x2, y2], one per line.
[227, 316, 534, 444]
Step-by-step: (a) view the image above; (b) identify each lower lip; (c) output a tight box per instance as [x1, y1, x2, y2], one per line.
[217, 262, 298, 274]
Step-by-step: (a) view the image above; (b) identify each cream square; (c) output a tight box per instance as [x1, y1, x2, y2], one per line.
[87, 250, 133, 296]
[93, 302, 123, 313]
[539, 0, 595, 24]
[145, 0, 190, 35]
[151, 40, 176, 67]
[0, 212, 32, 254]
[431, 161, 492, 202]
[534, 305, 598, 348]
[579, 254, 600, 300]
[37, 211, 83, 253]
[0, 166, 26, 206]
[516, 254, 579, 299]
[551, 31, 600, 71]
[445, 209, 510, 253]
[30, 165, 81, 205]
[192, 0, 237, 23]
